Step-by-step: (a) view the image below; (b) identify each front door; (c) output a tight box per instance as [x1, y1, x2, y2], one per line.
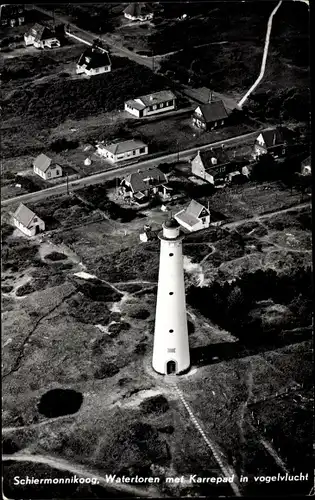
[166, 360, 177, 375]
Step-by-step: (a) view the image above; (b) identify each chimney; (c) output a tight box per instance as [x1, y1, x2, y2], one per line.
[150, 95, 153, 101]
[208, 91, 213, 103]
[273, 132, 276, 146]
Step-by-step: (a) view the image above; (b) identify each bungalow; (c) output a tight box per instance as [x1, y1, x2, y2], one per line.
[252, 127, 289, 159]
[33, 153, 63, 181]
[123, 3, 154, 21]
[125, 90, 177, 118]
[301, 155, 311, 176]
[96, 139, 148, 163]
[175, 200, 210, 232]
[76, 47, 111, 76]
[12, 203, 45, 237]
[24, 23, 61, 49]
[191, 148, 231, 186]
[192, 100, 229, 131]
[120, 167, 170, 203]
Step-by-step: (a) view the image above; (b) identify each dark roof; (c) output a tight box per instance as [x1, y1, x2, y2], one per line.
[197, 148, 231, 172]
[77, 47, 111, 70]
[26, 23, 55, 41]
[195, 100, 228, 123]
[13, 203, 38, 228]
[124, 3, 153, 18]
[259, 127, 289, 148]
[124, 167, 167, 193]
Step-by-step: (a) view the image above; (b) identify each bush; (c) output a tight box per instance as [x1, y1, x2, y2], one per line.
[45, 252, 67, 261]
[73, 278, 122, 302]
[108, 322, 131, 335]
[50, 138, 79, 153]
[140, 395, 169, 415]
[67, 295, 110, 324]
[94, 362, 120, 379]
[127, 307, 150, 320]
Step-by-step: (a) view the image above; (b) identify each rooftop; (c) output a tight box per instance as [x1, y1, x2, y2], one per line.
[13, 203, 38, 228]
[195, 100, 229, 123]
[77, 47, 111, 70]
[33, 153, 52, 173]
[195, 148, 231, 172]
[124, 167, 167, 192]
[126, 90, 176, 109]
[98, 139, 148, 156]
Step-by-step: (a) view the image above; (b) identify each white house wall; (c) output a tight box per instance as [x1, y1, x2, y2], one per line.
[124, 103, 141, 117]
[98, 146, 148, 163]
[142, 102, 175, 117]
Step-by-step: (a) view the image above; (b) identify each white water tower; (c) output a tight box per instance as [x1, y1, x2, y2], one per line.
[152, 218, 190, 375]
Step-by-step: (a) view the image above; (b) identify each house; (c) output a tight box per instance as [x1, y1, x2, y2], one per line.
[76, 47, 111, 76]
[96, 139, 148, 163]
[125, 90, 177, 118]
[123, 3, 154, 21]
[24, 23, 61, 49]
[33, 153, 63, 180]
[252, 127, 290, 159]
[301, 156, 311, 176]
[0, 4, 25, 27]
[192, 100, 229, 131]
[12, 203, 45, 237]
[175, 200, 210, 232]
[120, 167, 170, 203]
[191, 148, 232, 186]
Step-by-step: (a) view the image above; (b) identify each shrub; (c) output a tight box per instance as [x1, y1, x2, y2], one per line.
[140, 395, 169, 414]
[45, 252, 67, 261]
[94, 362, 120, 379]
[127, 307, 150, 320]
[108, 322, 131, 335]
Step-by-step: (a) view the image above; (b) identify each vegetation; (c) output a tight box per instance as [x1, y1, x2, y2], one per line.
[187, 266, 312, 341]
[2, 241, 39, 272]
[94, 362, 120, 379]
[2, 58, 166, 129]
[67, 295, 111, 325]
[140, 395, 169, 415]
[45, 252, 67, 261]
[72, 277, 122, 302]
[96, 244, 160, 282]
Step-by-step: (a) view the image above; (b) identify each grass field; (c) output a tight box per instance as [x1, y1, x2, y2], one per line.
[2, 171, 312, 497]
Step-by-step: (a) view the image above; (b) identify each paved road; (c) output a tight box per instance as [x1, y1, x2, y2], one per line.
[1, 131, 259, 207]
[2, 453, 160, 497]
[29, 4, 155, 69]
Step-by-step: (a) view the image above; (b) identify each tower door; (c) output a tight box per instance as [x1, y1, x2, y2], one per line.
[166, 360, 177, 375]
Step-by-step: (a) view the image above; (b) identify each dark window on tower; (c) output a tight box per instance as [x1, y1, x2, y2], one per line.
[169, 253, 174, 256]
[169, 329, 174, 333]
[167, 348, 176, 353]
[169, 292, 174, 295]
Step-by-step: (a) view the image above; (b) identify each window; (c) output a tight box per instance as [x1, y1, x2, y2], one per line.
[153, 104, 157, 110]
[221, 120, 224, 125]
[167, 348, 176, 353]
[47, 172, 51, 178]
[133, 150, 136, 155]
[169, 292, 174, 295]
[160, 102, 164, 108]
[56, 170, 60, 175]
[169, 329, 174, 333]
[139, 147, 146, 154]
[169, 253, 174, 257]
[95, 68, 99, 73]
